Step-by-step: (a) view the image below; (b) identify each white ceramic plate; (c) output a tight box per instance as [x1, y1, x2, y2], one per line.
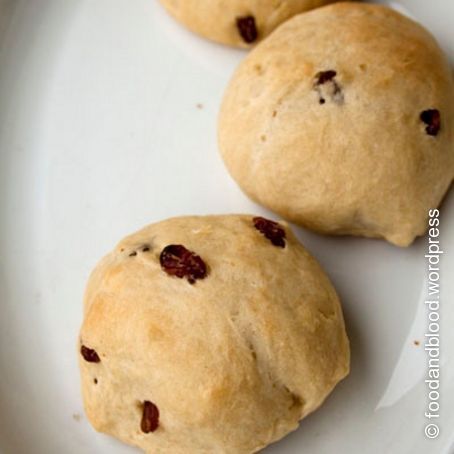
[0, 1, 453, 453]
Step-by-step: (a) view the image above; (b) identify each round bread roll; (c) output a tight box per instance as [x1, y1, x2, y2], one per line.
[79, 215, 349, 454]
[218, 3, 454, 246]
[158, 0, 338, 47]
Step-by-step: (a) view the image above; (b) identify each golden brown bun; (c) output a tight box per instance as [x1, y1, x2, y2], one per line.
[219, 3, 454, 246]
[158, 0, 339, 47]
[79, 215, 349, 453]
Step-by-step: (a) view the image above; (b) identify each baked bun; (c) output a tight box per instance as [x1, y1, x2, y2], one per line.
[79, 214, 349, 453]
[219, 3, 454, 246]
[158, 0, 338, 47]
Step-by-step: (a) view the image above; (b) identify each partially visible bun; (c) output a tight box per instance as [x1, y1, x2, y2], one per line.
[158, 0, 339, 47]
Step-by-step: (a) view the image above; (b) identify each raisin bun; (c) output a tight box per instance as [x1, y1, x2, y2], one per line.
[79, 215, 349, 454]
[158, 0, 338, 48]
[218, 3, 454, 246]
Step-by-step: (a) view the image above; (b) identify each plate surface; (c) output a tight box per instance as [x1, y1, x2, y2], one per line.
[0, 1, 453, 453]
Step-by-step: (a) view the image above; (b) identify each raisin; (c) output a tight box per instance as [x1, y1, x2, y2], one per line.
[129, 251, 137, 257]
[420, 109, 441, 136]
[315, 70, 337, 85]
[236, 16, 258, 43]
[160, 245, 207, 284]
[141, 401, 160, 433]
[80, 345, 100, 363]
[142, 246, 150, 252]
[314, 70, 343, 105]
[253, 217, 286, 248]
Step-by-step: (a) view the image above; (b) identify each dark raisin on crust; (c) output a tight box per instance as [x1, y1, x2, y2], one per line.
[80, 345, 100, 363]
[129, 251, 138, 257]
[314, 70, 343, 105]
[236, 16, 258, 43]
[160, 245, 207, 284]
[142, 246, 150, 252]
[141, 401, 160, 433]
[253, 217, 286, 248]
[420, 109, 441, 136]
[315, 70, 337, 85]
